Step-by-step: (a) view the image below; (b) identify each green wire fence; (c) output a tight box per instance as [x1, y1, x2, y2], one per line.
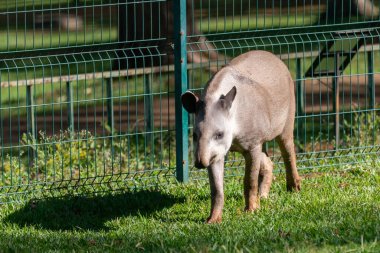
[0, 0, 379, 203]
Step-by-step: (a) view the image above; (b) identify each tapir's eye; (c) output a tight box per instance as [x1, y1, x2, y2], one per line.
[214, 131, 224, 140]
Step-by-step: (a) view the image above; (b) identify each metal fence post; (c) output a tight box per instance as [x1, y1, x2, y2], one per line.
[367, 50, 375, 144]
[368, 51, 375, 110]
[26, 84, 37, 164]
[296, 58, 304, 151]
[106, 78, 115, 155]
[106, 78, 114, 133]
[174, 0, 189, 183]
[66, 81, 74, 133]
[144, 74, 153, 146]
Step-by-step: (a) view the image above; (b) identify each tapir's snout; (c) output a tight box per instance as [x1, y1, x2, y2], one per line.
[194, 153, 217, 169]
[194, 150, 210, 168]
[194, 154, 209, 168]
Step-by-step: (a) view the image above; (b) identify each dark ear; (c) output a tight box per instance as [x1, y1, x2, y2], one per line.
[219, 86, 237, 110]
[181, 91, 199, 114]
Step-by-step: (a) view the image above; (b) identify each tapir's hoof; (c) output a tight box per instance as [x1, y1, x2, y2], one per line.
[244, 208, 259, 213]
[286, 178, 301, 192]
[259, 182, 272, 199]
[244, 205, 260, 213]
[206, 216, 222, 224]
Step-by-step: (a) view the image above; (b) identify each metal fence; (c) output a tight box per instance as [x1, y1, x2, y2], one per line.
[0, 0, 379, 203]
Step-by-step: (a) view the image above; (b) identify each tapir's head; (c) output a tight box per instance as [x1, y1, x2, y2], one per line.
[181, 86, 237, 168]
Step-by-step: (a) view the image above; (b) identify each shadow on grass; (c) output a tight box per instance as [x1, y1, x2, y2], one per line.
[5, 190, 184, 231]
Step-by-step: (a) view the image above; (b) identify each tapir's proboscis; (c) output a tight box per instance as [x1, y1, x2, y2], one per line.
[181, 50, 301, 224]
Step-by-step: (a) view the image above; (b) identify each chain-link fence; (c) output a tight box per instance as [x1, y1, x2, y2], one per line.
[0, 0, 379, 203]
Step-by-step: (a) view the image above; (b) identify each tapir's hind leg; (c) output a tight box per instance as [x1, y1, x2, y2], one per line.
[276, 133, 301, 191]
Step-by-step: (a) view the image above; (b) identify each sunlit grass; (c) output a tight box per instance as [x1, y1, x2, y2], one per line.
[0, 158, 379, 252]
[199, 14, 319, 33]
[0, 27, 117, 51]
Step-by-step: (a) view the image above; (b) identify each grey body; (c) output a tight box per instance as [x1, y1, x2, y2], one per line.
[182, 50, 301, 223]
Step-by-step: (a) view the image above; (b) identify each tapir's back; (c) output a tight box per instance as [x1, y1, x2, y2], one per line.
[229, 50, 293, 93]
[205, 50, 294, 105]
[204, 50, 295, 141]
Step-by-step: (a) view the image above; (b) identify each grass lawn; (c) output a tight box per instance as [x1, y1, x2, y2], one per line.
[0, 159, 379, 252]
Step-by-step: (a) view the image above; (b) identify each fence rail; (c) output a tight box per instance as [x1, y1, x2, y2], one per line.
[0, 0, 379, 203]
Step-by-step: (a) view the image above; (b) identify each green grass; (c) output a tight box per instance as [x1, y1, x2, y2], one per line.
[0, 0, 107, 10]
[0, 28, 117, 51]
[198, 14, 318, 33]
[0, 159, 379, 252]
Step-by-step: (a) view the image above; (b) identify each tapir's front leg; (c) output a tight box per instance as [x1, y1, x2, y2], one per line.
[244, 146, 262, 212]
[259, 153, 273, 198]
[207, 159, 224, 224]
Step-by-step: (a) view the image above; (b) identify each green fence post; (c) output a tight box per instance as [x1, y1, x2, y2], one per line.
[26, 84, 37, 163]
[296, 58, 304, 151]
[106, 78, 114, 133]
[368, 51, 375, 109]
[144, 74, 153, 146]
[106, 78, 115, 155]
[66, 81, 74, 133]
[174, 0, 189, 183]
[367, 50, 375, 144]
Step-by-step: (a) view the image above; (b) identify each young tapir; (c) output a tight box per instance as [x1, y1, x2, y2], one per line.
[181, 50, 301, 224]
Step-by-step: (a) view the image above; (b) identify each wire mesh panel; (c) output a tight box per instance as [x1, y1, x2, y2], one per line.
[0, 0, 177, 203]
[0, 1, 379, 202]
[186, 0, 380, 179]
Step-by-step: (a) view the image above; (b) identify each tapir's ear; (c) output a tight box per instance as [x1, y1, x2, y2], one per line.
[181, 91, 199, 114]
[220, 86, 237, 110]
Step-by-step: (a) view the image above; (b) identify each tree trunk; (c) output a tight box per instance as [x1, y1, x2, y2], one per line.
[114, 1, 224, 70]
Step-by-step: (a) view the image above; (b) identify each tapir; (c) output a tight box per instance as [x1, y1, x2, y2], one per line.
[181, 50, 301, 223]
